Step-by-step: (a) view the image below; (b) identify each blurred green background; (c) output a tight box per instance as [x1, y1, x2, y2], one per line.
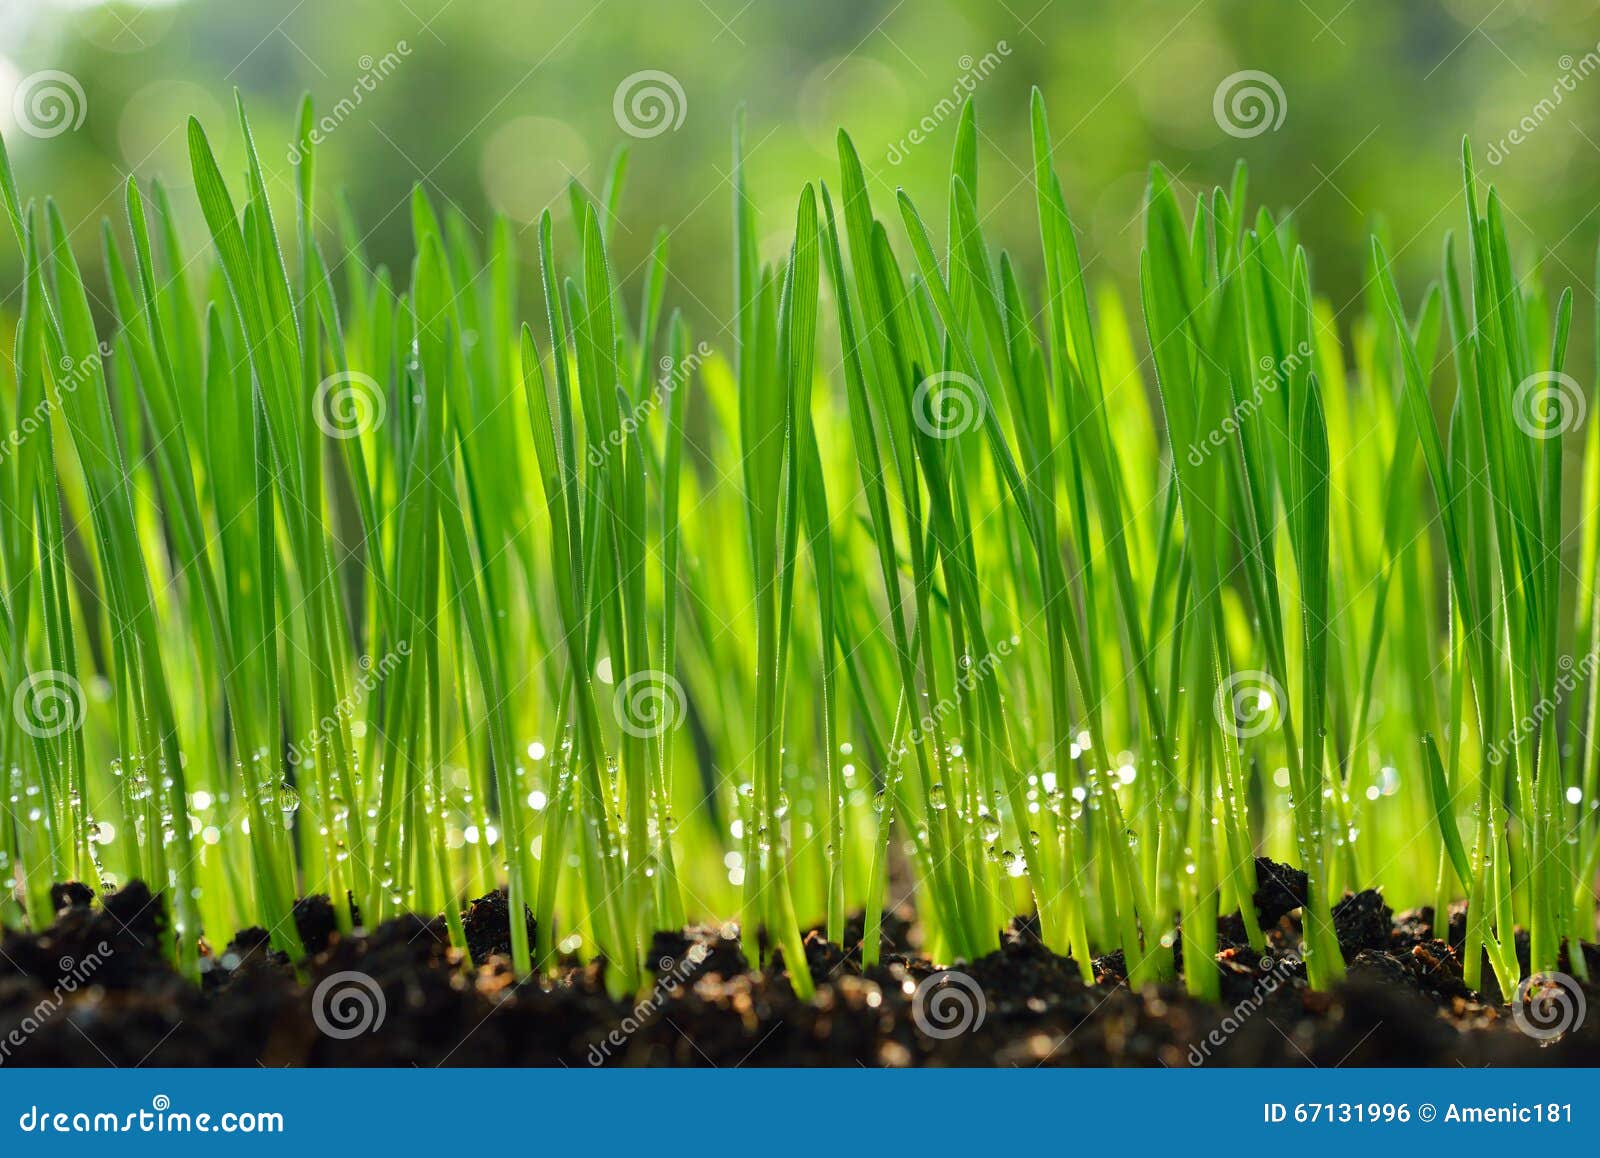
[3, 0, 1600, 337]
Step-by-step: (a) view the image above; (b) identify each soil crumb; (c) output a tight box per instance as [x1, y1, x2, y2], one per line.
[1, 879, 1595, 1067]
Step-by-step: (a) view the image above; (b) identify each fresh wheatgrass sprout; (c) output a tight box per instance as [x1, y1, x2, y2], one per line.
[0, 87, 1594, 1002]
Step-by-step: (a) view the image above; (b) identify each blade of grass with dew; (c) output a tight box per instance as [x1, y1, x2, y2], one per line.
[43, 199, 205, 973]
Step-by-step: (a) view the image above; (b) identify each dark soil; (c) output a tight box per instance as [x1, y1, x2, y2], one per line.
[2, 863, 1597, 1066]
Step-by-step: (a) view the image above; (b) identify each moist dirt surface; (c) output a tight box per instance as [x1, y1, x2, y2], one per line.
[3, 861, 1597, 1066]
